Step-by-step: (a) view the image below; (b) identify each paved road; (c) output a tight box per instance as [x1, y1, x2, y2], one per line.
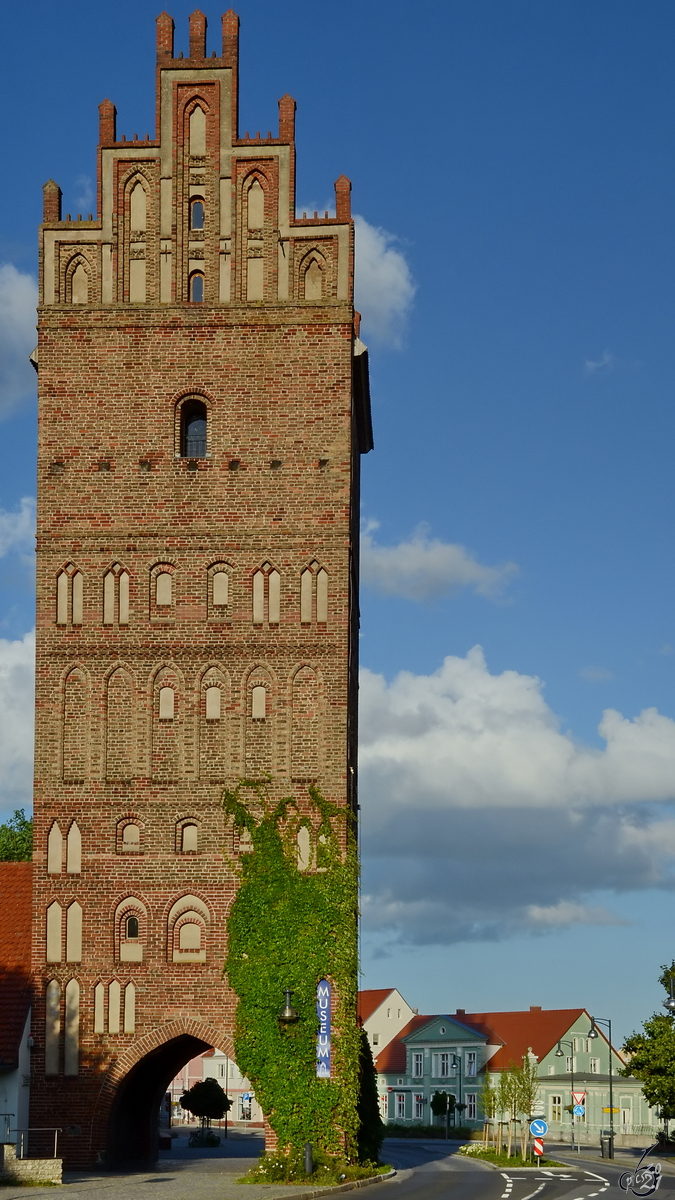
[1, 1133, 672, 1200]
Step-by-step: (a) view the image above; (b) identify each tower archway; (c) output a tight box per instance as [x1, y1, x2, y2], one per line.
[98, 1019, 236, 1164]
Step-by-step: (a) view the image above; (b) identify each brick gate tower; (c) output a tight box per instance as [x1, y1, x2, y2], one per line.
[31, 10, 372, 1167]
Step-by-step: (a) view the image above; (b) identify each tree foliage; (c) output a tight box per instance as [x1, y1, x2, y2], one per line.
[180, 1077, 231, 1123]
[0, 809, 32, 861]
[356, 1030, 384, 1162]
[430, 1091, 455, 1117]
[621, 964, 675, 1114]
[223, 781, 360, 1156]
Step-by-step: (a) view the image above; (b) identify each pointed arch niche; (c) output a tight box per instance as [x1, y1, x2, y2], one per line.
[199, 666, 230, 780]
[244, 666, 275, 777]
[291, 666, 322, 779]
[106, 666, 135, 780]
[151, 665, 183, 780]
[62, 666, 90, 780]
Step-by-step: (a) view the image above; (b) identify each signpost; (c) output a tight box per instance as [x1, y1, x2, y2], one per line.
[316, 979, 331, 1079]
[533, 1137, 544, 1158]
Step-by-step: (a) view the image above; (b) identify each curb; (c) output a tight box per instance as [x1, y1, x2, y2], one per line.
[266, 1169, 397, 1198]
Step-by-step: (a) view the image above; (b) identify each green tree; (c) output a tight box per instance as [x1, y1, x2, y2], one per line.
[496, 1064, 520, 1156]
[479, 1073, 497, 1146]
[356, 1030, 384, 1162]
[621, 964, 675, 1117]
[180, 1078, 231, 1129]
[516, 1053, 540, 1160]
[0, 809, 32, 861]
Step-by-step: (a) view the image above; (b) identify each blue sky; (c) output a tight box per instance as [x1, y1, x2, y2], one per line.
[2, 0, 675, 1042]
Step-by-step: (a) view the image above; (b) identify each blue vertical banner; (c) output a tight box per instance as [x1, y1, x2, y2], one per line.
[316, 978, 331, 1078]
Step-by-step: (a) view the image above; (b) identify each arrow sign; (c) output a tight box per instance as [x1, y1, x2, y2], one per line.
[573, 1105, 585, 1116]
[572, 1091, 586, 1104]
[530, 1119, 548, 1137]
[533, 1138, 544, 1157]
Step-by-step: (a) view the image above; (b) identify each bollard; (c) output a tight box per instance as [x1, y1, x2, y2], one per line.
[304, 1142, 313, 1175]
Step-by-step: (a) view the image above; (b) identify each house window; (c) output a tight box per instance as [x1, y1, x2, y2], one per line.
[432, 1052, 450, 1077]
[189, 271, 204, 302]
[589, 1057, 600, 1074]
[550, 1095, 562, 1123]
[396, 1093, 405, 1120]
[548, 1065, 556, 1076]
[466, 1051, 477, 1077]
[372, 1033, 379, 1046]
[414, 1094, 424, 1120]
[412, 1052, 423, 1078]
[126, 915, 139, 939]
[466, 1093, 477, 1120]
[181, 398, 207, 457]
[190, 198, 204, 230]
[566, 1056, 575, 1073]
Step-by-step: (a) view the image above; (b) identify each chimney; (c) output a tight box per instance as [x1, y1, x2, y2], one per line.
[42, 181, 62, 223]
[530, 1006, 542, 1012]
[334, 175, 351, 222]
[189, 10, 207, 59]
[156, 12, 175, 60]
[456, 1008, 465, 1016]
[98, 99, 117, 146]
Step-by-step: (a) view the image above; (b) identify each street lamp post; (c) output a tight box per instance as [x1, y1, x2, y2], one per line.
[555, 1039, 576, 1153]
[451, 1054, 463, 1134]
[588, 1017, 614, 1158]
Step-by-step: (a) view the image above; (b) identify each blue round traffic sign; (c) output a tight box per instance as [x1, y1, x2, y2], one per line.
[530, 1119, 548, 1137]
[573, 1105, 585, 1116]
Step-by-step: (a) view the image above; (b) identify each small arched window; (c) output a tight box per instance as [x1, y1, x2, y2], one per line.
[190, 199, 204, 230]
[126, 915, 139, 939]
[181, 398, 207, 458]
[182, 823, 199, 853]
[252, 685, 267, 720]
[121, 824, 140, 853]
[189, 271, 204, 302]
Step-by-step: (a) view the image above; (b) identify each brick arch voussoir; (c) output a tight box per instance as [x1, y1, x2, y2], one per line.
[96, 1017, 236, 1104]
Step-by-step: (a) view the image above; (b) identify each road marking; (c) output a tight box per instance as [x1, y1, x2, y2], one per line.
[584, 1173, 609, 1182]
[518, 1184, 547, 1200]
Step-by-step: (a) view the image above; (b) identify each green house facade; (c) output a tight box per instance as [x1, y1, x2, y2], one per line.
[374, 1005, 658, 1147]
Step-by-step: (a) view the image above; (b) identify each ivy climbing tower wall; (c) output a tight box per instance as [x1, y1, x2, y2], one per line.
[31, 8, 372, 1167]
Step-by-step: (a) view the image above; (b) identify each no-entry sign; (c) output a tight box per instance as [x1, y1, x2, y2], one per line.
[533, 1138, 544, 1157]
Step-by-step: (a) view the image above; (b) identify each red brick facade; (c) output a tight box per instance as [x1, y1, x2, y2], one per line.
[31, 9, 372, 1167]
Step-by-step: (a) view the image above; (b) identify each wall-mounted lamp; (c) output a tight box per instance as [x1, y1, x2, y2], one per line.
[278, 989, 299, 1024]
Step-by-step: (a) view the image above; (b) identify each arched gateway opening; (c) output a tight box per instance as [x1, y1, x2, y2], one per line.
[107, 1034, 211, 1163]
[98, 1020, 239, 1165]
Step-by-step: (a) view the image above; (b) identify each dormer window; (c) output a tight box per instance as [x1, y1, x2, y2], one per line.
[190, 199, 204, 230]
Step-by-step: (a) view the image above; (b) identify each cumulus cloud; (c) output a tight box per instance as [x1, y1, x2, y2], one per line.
[361, 524, 516, 601]
[353, 215, 415, 348]
[75, 175, 94, 213]
[0, 264, 38, 416]
[0, 631, 35, 816]
[359, 647, 675, 945]
[0, 497, 35, 559]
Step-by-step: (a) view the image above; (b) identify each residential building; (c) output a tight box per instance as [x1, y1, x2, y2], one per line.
[375, 1004, 658, 1146]
[0, 864, 32, 1148]
[358, 989, 417, 1055]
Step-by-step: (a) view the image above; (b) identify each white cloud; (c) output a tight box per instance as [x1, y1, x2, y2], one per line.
[0, 497, 36, 559]
[0, 631, 35, 817]
[0, 264, 38, 416]
[579, 666, 614, 682]
[361, 523, 516, 601]
[75, 174, 94, 213]
[360, 647, 675, 810]
[585, 349, 614, 375]
[353, 215, 415, 348]
[359, 647, 675, 945]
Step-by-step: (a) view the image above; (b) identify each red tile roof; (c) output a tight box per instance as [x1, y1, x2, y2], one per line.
[0, 862, 33, 1069]
[358, 989, 396, 1024]
[374, 1015, 434, 1072]
[374, 1006, 617, 1077]
[457, 1008, 590, 1070]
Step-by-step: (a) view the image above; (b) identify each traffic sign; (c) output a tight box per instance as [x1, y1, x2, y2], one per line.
[603, 1107, 620, 1113]
[530, 1119, 548, 1137]
[572, 1091, 586, 1105]
[242, 1092, 251, 1101]
[573, 1105, 585, 1117]
[533, 1138, 544, 1157]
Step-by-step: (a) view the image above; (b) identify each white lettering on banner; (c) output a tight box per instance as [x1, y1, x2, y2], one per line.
[316, 979, 331, 1078]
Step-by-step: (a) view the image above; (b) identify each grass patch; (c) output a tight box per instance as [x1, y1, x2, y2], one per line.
[458, 1144, 566, 1168]
[240, 1149, 390, 1186]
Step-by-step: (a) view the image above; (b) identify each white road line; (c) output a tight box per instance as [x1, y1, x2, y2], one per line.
[584, 1173, 609, 1182]
[519, 1184, 547, 1200]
